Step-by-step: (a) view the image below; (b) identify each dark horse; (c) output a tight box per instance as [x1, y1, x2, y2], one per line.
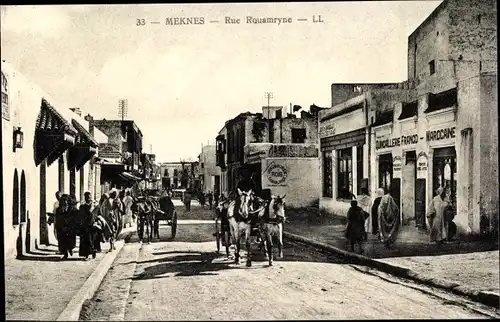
[132, 197, 158, 243]
[255, 195, 286, 266]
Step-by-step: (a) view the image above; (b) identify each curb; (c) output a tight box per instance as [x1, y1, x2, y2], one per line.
[57, 230, 134, 321]
[283, 231, 500, 310]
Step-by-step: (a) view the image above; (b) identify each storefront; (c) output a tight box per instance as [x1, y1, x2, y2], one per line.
[319, 100, 369, 215]
[371, 93, 458, 230]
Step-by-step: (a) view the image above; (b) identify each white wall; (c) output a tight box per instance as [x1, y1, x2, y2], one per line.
[261, 157, 320, 208]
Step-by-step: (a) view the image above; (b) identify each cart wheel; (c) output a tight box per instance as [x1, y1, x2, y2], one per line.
[171, 211, 178, 239]
[215, 220, 221, 253]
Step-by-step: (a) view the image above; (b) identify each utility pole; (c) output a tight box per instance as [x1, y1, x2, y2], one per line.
[118, 99, 128, 121]
[264, 92, 273, 119]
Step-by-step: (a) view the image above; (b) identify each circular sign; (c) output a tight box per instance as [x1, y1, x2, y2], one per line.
[267, 164, 287, 185]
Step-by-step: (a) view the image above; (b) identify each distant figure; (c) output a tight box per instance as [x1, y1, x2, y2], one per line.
[214, 192, 220, 208]
[207, 191, 213, 210]
[346, 198, 369, 254]
[123, 190, 134, 228]
[371, 188, 384, 235]
[199, 192, 206, 208]
[184, 190, 192, 211]
[49, 191, 62, 241]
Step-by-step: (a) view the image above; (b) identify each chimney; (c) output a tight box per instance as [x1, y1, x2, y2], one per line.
[84, 113, 95, 136]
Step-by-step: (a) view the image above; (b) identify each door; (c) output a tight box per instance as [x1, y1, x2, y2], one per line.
[432, 147, 457, 210]
[402, 151, 416, 225]
[415, 179, 427, 229]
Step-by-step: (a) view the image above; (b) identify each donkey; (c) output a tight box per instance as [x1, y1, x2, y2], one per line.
[227, 188, 254, 266]
[256, 195, 286, 266]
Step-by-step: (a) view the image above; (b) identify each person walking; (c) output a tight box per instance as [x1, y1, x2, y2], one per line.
[208, 191, 213, 210]
[123, 190, 134, 228]
[378, 186, 400, 247]
[79, 192, 97, 260]
[356, 187, 372, 240]
[346, 198, 369, 254]
[371, 188, 384, 235]
[427, 186, 451, 243]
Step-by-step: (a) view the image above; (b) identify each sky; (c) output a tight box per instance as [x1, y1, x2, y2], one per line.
[1, 1, 442, 162]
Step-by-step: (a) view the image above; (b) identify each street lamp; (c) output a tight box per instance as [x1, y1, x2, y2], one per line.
[13, 126, 23, 152]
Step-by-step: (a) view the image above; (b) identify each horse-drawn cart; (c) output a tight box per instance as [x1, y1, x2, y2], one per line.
[134, 192, 178, 242]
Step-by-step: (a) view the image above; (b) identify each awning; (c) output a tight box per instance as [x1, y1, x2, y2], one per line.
[372, 110, 394, 128]
[398, 100, 418, 120]
[119, 172, 142, 181]
[67, 119, 99, 170]
[34, 99, 78, 166]
[94, 157, 123, 166]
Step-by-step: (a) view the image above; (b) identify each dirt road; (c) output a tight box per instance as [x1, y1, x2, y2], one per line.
[80, 207, 500, 320]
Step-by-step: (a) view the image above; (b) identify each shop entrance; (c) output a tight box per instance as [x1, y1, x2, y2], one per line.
[402, 151, 416, 225]
[432, 147, 457, 210]
[378, 153, 393, 192]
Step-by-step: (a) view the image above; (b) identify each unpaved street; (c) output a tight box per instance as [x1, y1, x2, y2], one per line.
[80, 206, 499, 320]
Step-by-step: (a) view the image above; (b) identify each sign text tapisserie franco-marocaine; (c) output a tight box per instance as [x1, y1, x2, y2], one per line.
[426, 126, 456, 142]
[376, 134, 419, 150]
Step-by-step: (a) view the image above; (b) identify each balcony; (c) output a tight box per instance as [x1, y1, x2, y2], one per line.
[244, 143, 319, 162]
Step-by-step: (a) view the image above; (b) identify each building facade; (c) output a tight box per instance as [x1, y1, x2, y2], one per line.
[198, 144, 221, 194]
[319, 83, 408, 216]
[89, 119, 144, 191]
[159, 161, 199, 190]
[319, 0, 498, 237]
[2, 62, 107, 259]
[217, 106, 320, 208]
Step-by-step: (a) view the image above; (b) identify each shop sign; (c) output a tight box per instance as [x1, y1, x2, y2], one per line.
[376, 134, 419, 150]
[265, 161, 288, 186]
[1, 71, 9, 121]
[393, 156, 402, 178]
[319, 119, 336, 138]
[426, 126, 456, 142]
[416, 151, 428, 179]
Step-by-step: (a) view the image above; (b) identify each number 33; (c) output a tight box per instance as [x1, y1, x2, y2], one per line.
[136, 19, 145, 26]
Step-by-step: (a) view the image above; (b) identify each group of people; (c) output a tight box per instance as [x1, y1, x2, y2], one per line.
[49, 188, 137, 260]
[345, 184, 455, 254]
[198, 191, 220, 210]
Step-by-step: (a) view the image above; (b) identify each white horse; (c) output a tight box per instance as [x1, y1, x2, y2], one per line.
[227, 188, 254, 266]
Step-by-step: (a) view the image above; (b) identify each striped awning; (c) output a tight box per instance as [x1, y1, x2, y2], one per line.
[119, 172, 142, 181]
[33, 99, 77, 166]
[67, 119, 99, 170]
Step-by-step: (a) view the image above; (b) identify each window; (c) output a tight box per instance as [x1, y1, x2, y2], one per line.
[429, 60, 436, 75]
[291, 128, 307, 143]
[275, 110, 282, 119]
[1, 71, 9, 121]
[164, 169, 169, 177]
[337, 148, 353, 199]
[356, 145, 364, 194]
[323, 151, 333, 197]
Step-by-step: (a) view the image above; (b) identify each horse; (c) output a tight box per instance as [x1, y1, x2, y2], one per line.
[255, 194, 286, 266]
[227, 188, 254, 266]
[215, 198, 232, 257]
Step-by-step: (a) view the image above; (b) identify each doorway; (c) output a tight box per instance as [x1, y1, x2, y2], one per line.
[402, 151, 416, 225]
[433, 147, 457, 210]
[378, 153, 393, 192]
